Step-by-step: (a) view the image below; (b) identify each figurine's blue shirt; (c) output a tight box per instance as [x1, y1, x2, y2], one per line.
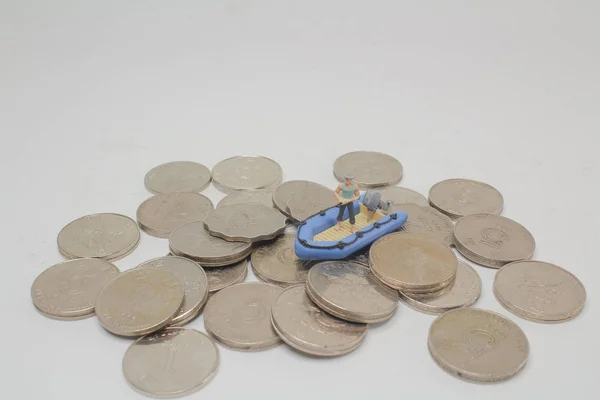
[340, 183, 355, 199]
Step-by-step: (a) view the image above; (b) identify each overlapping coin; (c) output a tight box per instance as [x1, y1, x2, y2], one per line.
[144, 161, 211, 195]
[136, 256, 209, 326]
[168, 221, 252, 266]
[272, 180, 329, 219]
[428, 308, 529, 382]
[211, 155, 282, 193]
[428, 179, 504, 219]
[137, 192, 214, 238]
[285, 185, 339, 221]
[399, 260, 481, 314]
[31, 258, 119, 320]
[375, 186, 428, 207]
[122, 328, 219, 397]
[203, 203, 287, 242]
[306, 261, 399, 323]
[57, 213, 140, 261]
[493, 260, 586, 323]
[204, 259, 248, 294]
[217, 189, 275, 209]
[333, 151, 403, 188]
[251, 234, 314, 286]
[95, 268, 184, 337]
[204, 282, 284, 350]
[454, 214, 536, 268]
[370, 232, 457, 293]
[390, 203, 454, 247]
[271, 285, 368, 357]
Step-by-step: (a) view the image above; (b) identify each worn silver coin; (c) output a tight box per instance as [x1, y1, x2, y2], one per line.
[428, 308, 529, 382]
[205, 259, 248, 293]
[123, 328, 219, 397]
[375, 186, 428, 207]
[137, 193, 214, 238]
[493, 260, 586, 323]
[285, 185, 339, 221]
[251, 234, 314, 287]
[144, 161, 211, 195]
[428, 179, 504, 219]
[272, 180, 330, 219]
[211, 155, 282, 193]
[370, 232, 457, 293]
[31, 258, 119, 319]
[136, 256, 209, 326]
[203, 203, 287, 243]
[271, 285, 368, 357]
[399, 260, 481, 314]
[169, 221, 252, 266]
[57, 213, 140, 261]
[217, 189, 276, 209]
[389, 203, 454, 247]
[454, 214, 536, 268]
[333, 151, 403, 188]
[306, 261, 399, 323]
[342, 246, 371, 267]
[204, 282, 284, 350]
[95, 268, 184, 337]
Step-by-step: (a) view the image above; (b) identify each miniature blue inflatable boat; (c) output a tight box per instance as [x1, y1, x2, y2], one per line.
[294, 194, 408, 260]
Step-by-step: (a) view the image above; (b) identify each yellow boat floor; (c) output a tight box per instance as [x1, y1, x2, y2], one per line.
[313, 208, 384, 242]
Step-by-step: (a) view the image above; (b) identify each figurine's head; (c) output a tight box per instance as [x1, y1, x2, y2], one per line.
[343, 174, 353, 185]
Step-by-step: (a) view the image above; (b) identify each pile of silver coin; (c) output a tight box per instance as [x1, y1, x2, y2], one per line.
[31, 151, 587, 397]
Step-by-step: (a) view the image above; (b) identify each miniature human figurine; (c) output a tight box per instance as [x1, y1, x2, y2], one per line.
[335, 174, 361, 232]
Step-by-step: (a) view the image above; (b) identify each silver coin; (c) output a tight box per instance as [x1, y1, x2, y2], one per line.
[57, 213, 140, 261]
[137, 193, 214, 238]
[217, 189, 275, 209]
[251, 234, 314, 287]
[135, 256, 209, 326]
[271, 285, 368, 357]
[306, 261, 399, 324]
[203, 203, 287, 243]
[285, 185, 339, 221]
[204, 282, 284, 350]
[454, 214, 536, 268]
[123, 328, 219, 397]
[399, 260, 481, 314]
[428, 179, 504, 219]
[333, 151, 403, 188]
[144, 161, 211, 195]
[375, 186, 428, 207]
[428, 308, 529, 382]
[493, 260, 586, 323]
[95, 268, 184, 337]
[390, 203, 454, 247]
[272, 180, 330, 219]
[211, 155, 282, 193]
[205, 259, 248, 293]
[369, 232, 457, 292]
[169, 221, 252, 266]
[31, 258, 119, 319]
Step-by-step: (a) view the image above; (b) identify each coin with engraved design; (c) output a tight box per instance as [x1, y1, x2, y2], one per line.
[217, 189, 276, 209]
[285, 185, 339, 221]
[399, 260, 481, 314]
[211, 155, 282, 193]
[493, 260, 586, 323]
[306, 261, 399, 323]
[203, 203, 287, 242]
[166, 253, 248, 293]
[95, 268, 184, 337]
[272, 180, 330, 219]
[122, 328, 219, 397]
[137, 192, 214, 238]
[136, 256, 209, 326]
[370, 232, 457, 293]
[169, 221, 252, 266]
[144, 161, 211, 195]
[428, 179, 504, 219]
[57, 213, 140, 261]
[251, 234, 315, 287]
[333, 151, 403, 188]
[375, 186, 428, 207]
[204, 282, 284, 350]
[428, 308, 529, 382]
[389, 203, 454, 247]
[271, 285, 368, 357]
[454, 214, 535, 268]
[31, 258, 119, 319]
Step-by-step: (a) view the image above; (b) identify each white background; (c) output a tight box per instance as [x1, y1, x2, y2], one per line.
[2, 1, 598, 399]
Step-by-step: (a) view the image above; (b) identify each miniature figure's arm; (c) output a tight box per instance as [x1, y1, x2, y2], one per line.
[353, 185, 360, 201]
[334, 185, 344, 202]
